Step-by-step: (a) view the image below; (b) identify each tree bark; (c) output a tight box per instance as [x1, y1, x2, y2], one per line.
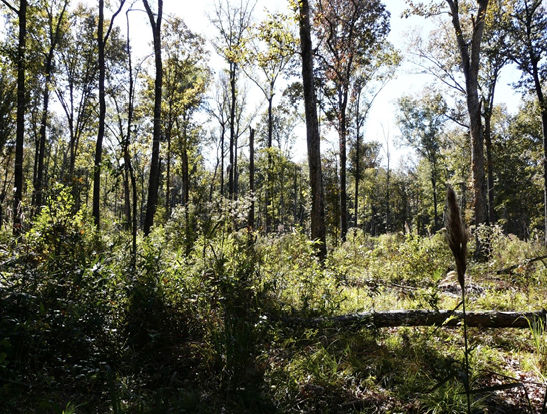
[339, 91, 348, 241]
[286, 309, 547, 329]
[298, 0, 327, 261]
[143, 0, 163, 235]
[228, 61, 237, 198]
[93, 0, 106, 227]
[248, 127, 255, 230]
[446, 0, 488, 226]
[12, 0, 27, 233]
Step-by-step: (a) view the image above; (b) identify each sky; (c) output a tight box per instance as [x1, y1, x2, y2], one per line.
[110, 0, 522, 167]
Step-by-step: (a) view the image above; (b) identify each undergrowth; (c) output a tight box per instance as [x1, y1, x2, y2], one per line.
[1, 194, 547, 412]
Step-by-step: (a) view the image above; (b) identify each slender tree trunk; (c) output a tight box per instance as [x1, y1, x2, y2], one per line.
[339, 91, 348, 242]
[386, 152, 390, 232]
[124, 8, 137, 265]
[432, 174, 438, 230]
[526, 53, 547, 245]
[93, 0, 125, 228]
[35, 3, 67, 211]
[354, 98, 361, 229]
[266, 95, 273, 232]
[181, 122, 189, 207]
[35, 0, 68, 209]
[484, 109, 495, 223]
[293, 164, 298, 225]
[13, 0, 27, 233]
[165, 119, 172, 218]
[228, 62, 237, 198]
[234, 132, 239, 198]
[220, 124, 225, 196]
[249, 127, 255, 230]
[143, 0, 163, 235]
[34, 52, 53, 212]
[93, 0, 106, 227]
[541, 109, 547, 246]
[298, 0, 327, 260]
[0, 152, 13, 228]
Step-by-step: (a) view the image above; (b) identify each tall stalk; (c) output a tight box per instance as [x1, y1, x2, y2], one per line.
[445, 185, 470, 412]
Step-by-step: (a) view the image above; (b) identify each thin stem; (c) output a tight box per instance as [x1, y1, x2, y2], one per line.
[462, 286, 471, 413]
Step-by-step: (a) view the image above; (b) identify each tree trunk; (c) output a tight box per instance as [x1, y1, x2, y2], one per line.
[34, 50, 54, 212]
[13, 0, 27, 233]
[528, 55, 547, 246]
[34, 2, 68, 212]
[339, 91, 348, 242]
[93, 0, 106, 228]
[93, 0, 125, 228]
[125, 8, 137, 266]
[298, 0, 327, 261]
[143, 0, 163, 235]
[165, 118, 173, 218]
[354, 139, 360, 229]
[446, 0, 488, 226]
[541, 109, 547, 246]
[286, 309, 547, 329]
[228, 62, 237, 198]
[220, 123, 225, 196]
[181, 121, 189, 207]
[484, 106, 495, 223]
[266, 95, 273, 232]
[249, 127, 255, 230]
[431, 165, 438, 230]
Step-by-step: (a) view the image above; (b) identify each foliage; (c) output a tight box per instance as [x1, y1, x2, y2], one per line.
[2, 217, 547, 411]
[0, 0, 546, 411]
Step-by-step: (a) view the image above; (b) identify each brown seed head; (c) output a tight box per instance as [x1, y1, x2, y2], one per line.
[445, 185, 468, 289]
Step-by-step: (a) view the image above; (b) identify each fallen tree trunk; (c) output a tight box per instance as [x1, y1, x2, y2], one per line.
[286, 309, 547, 329]
[496, 255, 547, 275]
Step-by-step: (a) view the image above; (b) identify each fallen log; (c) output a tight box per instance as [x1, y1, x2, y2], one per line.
[286, 309, 547, 329]
[496, 255, 547, 275]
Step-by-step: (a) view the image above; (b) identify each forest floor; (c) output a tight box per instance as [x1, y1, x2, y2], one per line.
[1, 223, 547, 413]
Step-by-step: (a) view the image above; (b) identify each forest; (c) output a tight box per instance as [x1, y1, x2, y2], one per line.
[0, 0, 547, 412]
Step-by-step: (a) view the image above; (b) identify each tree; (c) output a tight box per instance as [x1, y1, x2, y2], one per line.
[243, 11, 296, 230]
[396, 89, 447, 230]
[142, 0, 163, 235]
[55, 5, 100, 181]
[315, 0, 390, 242]
[504, 0, 547, 244]
[210, 0, 255, 199]
[480, 0, 510, 223]
[348, 140, 381, 229]
[33, 0, 69, 212]
[493, 101, 543, 237]
[93, 0, 126, 228]
[406, 0, 490, 226]
[295, 0, 326, 260]
[162, 16, 209, 219]
[208, 73, 230, 197]
[0, 62, 16, 227]
[348, 45, 400, 229]
[1, 0, 27, 232]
